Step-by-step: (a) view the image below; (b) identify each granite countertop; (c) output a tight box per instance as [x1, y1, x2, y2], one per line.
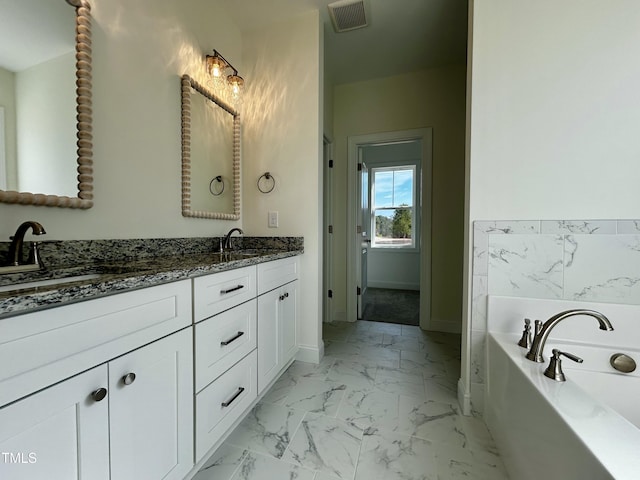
[0, 247, 302, 319]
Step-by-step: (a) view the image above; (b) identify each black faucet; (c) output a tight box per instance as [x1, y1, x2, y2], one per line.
[223, 228, 244, 251]
[7, 221, 46, 266]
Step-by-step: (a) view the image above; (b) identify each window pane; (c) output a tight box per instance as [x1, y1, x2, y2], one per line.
[373, 170, 393, 208]
[374, 207, 413, 247]
[393, 169, 413, 207]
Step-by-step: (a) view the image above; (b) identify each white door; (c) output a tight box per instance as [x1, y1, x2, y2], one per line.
[280, 280, 298, 364]
[323, 138, 334, 323]
[257, 288, 280, 393]
[0, 366, 110, 480]
[109, 328, 193, 480]
[356, 157, 369, 318]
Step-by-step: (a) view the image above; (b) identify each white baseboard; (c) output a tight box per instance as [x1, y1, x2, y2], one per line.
[367, 281, 420, 290]
[425, 317, 462, 334]
[470, 382, 485, 415]
[296, 342, 324, 364]
[458, 378, 472, 416]
[332, 310, 346, 322]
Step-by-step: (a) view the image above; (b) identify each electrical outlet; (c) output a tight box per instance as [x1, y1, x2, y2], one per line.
[268, 211, 279, 228]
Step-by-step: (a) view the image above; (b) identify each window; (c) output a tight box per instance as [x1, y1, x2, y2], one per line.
[371, 165, 417, 248]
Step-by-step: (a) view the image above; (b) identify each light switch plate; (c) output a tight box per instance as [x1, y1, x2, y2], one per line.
[268, 211, 279, 228]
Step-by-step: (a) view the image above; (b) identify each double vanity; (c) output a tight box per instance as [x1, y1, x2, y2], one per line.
[0, 236, 302, 480]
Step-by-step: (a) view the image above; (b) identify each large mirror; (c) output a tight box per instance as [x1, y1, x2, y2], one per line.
[0, 0, 93, 209]
[181, 74, 240, 220]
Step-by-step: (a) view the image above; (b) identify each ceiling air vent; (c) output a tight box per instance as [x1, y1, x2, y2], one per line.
[328, 0, 368, 33]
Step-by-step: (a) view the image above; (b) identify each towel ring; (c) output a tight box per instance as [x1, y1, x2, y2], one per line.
[257, 172, 276, 194]
[209, 175, 225, 196]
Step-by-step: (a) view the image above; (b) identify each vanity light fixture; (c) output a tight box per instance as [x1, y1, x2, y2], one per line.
[205, 50, 244, 105]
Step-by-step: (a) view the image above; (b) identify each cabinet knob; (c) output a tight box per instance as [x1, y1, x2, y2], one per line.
[284, 292, 289, 298]
[279, 295, 285, 301]
[122, 373, 136, 385]
[91, 387, 108, 402]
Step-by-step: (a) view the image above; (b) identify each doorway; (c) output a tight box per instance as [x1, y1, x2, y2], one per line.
[347, 128, 433, 329]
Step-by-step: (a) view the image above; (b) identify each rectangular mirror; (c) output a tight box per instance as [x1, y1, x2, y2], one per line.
[181, 74, 240, 220]
[0, 0, 93, 209]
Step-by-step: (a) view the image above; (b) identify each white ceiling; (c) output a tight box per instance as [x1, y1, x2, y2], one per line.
[219, 0, 468, 85]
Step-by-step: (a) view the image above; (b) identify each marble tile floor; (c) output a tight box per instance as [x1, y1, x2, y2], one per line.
[194, 320, 509, 480]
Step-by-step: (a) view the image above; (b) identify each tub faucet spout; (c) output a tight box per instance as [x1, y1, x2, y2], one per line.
[525, 309, 613, 363]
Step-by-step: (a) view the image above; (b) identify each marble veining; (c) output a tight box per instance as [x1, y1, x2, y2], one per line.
[0, 236, 303, 318]
[470, 218, 640, 414]
[198, 320, 507, 480]
[281, 412, 363, 479]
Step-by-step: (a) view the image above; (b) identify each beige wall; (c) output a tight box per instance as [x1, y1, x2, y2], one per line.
[331, 65, 467, 331]
[241, 11, 324, 360]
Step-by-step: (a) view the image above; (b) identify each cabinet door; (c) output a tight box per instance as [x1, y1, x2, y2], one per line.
[257, 288, 280, 393]
[109, 328, 193, 480]
[0, 366, 109, 480]
[280, 280, 298, 365]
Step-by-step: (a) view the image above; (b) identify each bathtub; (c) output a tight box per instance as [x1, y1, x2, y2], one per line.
[484, 296, 640, 480]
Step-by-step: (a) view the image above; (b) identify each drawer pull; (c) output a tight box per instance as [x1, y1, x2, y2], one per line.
[220, 331, 245, 346]
[221, 387, 245, 408]
[91, 388, 108, 402]
[220, 284, 244, 294]
[122, 372, 136, 385]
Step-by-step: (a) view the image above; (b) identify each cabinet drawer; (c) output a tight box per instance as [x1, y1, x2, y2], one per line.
[195, 299, 257, 392]
[0, 280, 191, 408]
[195, 350, 257, 462]
[193, 266, 257, 321]
[257, 256, 299, 295]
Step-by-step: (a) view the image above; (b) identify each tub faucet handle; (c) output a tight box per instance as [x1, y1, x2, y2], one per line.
[544, 349, 584, 382]
[517, 318, 533, 349]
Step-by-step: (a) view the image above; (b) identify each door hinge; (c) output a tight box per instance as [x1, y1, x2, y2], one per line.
[328, 225, 333, 234]
[357, 163, 362, 171]
[357, 287, 361, 296]
[329, 159, 334, 168]
[328, 289, 333, 298]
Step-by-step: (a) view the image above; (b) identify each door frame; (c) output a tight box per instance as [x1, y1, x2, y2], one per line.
[322, 136, 334, 323]
[346, 128, 433, 328]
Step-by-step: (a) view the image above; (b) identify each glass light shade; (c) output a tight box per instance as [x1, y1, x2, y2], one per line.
[227, 74, 244, 105]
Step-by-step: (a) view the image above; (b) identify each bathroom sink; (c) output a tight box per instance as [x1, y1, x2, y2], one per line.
[0, 273, 103, 293]
[0, 263, 155, 294]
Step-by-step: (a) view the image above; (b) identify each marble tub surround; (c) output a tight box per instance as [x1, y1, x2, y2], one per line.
[0, 236, 303, 318]
[469, 219, 640, 413]
[196, 320, 508, 480]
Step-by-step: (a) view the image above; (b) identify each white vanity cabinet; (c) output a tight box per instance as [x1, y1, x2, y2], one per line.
[257, 257, 299, 394]
[192, 265, 259, 462]
[109, 328, 193, 480]
[0, 365, 110, 480]
[0, 280, 194, 480]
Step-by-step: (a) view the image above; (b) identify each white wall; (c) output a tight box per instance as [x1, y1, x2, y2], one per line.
[469, 0, 640, 221]
[332, 66, 466, 330]
[0, 0, 243, 240]
[240, 11, 324, 361]
[464, 0, 640, 413]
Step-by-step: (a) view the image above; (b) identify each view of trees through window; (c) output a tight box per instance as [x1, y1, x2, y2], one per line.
[372, 166, 415, 247]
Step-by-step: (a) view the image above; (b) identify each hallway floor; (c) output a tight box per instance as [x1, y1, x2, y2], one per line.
[361, 288, 420, 325]
[194, 320, 508, 480]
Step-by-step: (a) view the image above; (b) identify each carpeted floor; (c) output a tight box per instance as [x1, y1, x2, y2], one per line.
[361, 287, 420, 325]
